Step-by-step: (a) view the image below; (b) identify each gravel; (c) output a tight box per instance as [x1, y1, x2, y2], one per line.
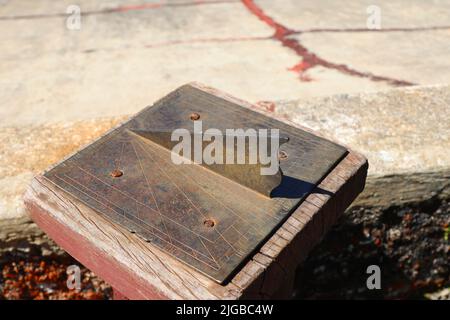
[294, 197, 449, 299]
[0, 249, 112, 300]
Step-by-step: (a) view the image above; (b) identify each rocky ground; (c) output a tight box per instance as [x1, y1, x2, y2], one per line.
[0, 198, 448, 300]
[0, 246, 112, 300]
[295, 197, 449, 300]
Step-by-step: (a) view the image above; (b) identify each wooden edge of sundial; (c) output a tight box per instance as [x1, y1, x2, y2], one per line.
[23, 83, 368, 300]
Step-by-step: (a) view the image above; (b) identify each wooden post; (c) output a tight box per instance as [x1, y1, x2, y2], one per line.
[23, 84, 368, 299]
[113, 289, 129, 300]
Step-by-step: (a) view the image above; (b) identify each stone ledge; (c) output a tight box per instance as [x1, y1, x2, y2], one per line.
[261, 84, 450, 207]
[0, 84, 449, 237]
[267, 84, 449, 177]
[0, 117, 127, 220]
[357, 169, 450, 207]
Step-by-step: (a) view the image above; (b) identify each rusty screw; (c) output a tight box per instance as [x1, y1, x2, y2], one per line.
[278, 150, 288, 160]
[190, 112, 200, 121]
[110, 169, 123, 178]
[203, 218, 215, 228]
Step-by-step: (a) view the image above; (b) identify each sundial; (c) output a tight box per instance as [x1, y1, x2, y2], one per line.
[43, 84, 347, 283]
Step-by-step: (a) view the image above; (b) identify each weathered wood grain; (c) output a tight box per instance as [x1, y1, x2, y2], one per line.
[24, 83, 368, 299]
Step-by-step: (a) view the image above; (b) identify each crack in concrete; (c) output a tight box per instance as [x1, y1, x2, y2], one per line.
[1, 0, 434, 87]
[143, 36, 269, 48]
[299, 25, 450, 34]
[0, 0, 239, 20]
[241, 0, 416, 86]
[77, 36, 269, 54]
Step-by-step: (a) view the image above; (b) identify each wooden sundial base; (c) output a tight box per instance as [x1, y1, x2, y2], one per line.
[24, 83, 368, 299]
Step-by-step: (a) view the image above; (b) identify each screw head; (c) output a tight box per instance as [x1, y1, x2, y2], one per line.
[278, 150, 288, 160]
[190, 112, 200, 121]
[203, 219, 215, 228]
[110, 169, 123, 178]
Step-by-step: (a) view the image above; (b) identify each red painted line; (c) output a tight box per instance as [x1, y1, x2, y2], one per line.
[241, 0, 415, 86]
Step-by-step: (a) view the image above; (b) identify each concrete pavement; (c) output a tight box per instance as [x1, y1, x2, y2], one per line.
[1, 0, 450, 127]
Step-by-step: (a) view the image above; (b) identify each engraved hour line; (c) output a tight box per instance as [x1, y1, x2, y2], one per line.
[136, 138, 210, 220]
[72, 172, 220, 259]
[130, 140, 161, 211]
[130, 140, 174, 246]
[71, 166, 219, 245]
[134, 137, 208, 220]
[231, 225, 249, 241]
[164, 161, 270, 233]
[54, 173, 220, 269]
[199, 237, 220, 266]
[133, 138, 230, 262]
[135, 138, 239, 253]
[136, 136, 267, 235]
[69, 168, 220, 270]
[71, 163, 221, 268]
[136, 144, 241, 255]
[115, 141, 125, 171]
[135, 138, 268, 257]
[220, 219, 250, 243]
[73, 166, 162, 218]
[169, 144, 278, 224]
